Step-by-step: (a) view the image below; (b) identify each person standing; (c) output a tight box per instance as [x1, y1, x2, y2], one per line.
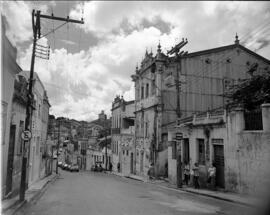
[207, 162, 216, 190]
[147, 163, 154, 181]
[109, 162, 113, 172]
[193, 162, 200, 189]
[183, 161, 190, 186]
[117, 162, 120, 173]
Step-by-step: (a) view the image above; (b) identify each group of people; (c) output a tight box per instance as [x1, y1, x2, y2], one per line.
[183, 161, 216, 189]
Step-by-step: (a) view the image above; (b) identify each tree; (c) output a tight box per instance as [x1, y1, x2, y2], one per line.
[225, 71, 270, 110]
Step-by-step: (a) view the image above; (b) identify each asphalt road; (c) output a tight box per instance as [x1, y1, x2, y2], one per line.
[15, 169, 261, 215]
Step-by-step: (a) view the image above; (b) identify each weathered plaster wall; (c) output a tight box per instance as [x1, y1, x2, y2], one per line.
[168, 145, 177, 185]
[226, 107, 270, 196]
[10, 101, 26, 195]
[156, 148, 168, 177]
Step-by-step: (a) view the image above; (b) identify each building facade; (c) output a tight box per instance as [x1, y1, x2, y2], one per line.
[40, 91, 51, 177]
[131, 36, 270, 179]
[25, 72, 50, 186]
[167, 103, 270, 196]
[111, 96, 135, 175]
[1, 16, 23, 198]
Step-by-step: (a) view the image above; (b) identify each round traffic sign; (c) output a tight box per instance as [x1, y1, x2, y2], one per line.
[21, 130, 32, 141]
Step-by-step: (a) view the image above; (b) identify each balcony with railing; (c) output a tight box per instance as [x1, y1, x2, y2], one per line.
[121, 126, 135, 135]
[111, 128, 120, 134]
[177, 108, 226, 127]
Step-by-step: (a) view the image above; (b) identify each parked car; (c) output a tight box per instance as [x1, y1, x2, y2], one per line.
[67, 164, 72, 171]
[58, 161, 63, 167]
[90, 164, 96, 172]
[91, 162, 103, 172]
[70, 164, 79, 172]
[62, 163, 68, 170]
[94, 162, 103, 172]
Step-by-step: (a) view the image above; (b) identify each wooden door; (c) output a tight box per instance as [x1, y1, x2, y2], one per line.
[214, 145, 225, 188]
[6, 125, 16, 196]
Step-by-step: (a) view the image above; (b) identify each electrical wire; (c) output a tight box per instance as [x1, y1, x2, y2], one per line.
[177, 22, 270, 95]
[38, 22, 68, 40]
[136, 20, 270, 119]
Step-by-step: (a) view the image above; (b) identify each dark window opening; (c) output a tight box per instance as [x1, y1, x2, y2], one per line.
[198, 139, 205, 165]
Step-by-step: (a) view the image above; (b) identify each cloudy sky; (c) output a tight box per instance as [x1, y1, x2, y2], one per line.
[2, 1, 270, 121]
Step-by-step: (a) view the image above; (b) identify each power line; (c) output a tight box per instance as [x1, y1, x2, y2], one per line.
[38, 22, 68, 40]
[179, 24, 270, 94]
[159, 20, 270, 115]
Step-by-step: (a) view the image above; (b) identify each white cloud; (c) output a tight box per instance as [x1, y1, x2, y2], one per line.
[2, 1, 49, 46]
[4, 1, 270, 121]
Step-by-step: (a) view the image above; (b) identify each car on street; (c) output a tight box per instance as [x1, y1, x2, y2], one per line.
[70, 164, 79, 172]
[62, 163, 68, 170]
[67, 164, 72, 171]
[90, 164, 96, 171]
[58, 161, 63, 167]
[91, 162, 103, 172]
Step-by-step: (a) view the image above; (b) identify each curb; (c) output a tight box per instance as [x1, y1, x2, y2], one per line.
[105, 172, 256, 208]
[2, 174, 59, 215]
[2, 200, 26, 215]
[27, 173, 59, 205]
[152, 183, 256, 208]
[181, 189, 258, 208]
[182, 189, 236, 203]
[121, 175, 256, 208]
[125, 176, 145, 182]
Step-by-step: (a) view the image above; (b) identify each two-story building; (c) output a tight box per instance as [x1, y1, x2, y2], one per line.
[111, 96, 135, 175]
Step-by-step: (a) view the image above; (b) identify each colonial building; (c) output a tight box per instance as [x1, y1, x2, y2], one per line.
[1, 16, 24, 198]
[111, 96, 135, 175]
[7, 74, 28, 197]
[167, 103, 270, 196]
[40, 91, 51, 177]
[131, 35, 270, 179]
[19, 72, 51, 186]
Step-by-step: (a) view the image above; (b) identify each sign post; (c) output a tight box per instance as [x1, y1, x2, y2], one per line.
[21, 130, 32, 141]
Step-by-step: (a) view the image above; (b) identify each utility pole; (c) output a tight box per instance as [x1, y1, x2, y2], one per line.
[56, 120, 60, 174]
[19, 9, 83, 202]
[167, 38, 188, 188]
[105, 129, 108, 170]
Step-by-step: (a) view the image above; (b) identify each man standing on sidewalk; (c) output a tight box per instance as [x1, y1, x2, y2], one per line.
[147, 163, 154, 181]
[207, 162, 216, 190]
[193, 163, 200, 189]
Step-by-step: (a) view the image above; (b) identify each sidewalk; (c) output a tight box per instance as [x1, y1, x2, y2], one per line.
[2, 173, 58, 215]
[110, 172, 262, 208]
[152, 180, 262, 208]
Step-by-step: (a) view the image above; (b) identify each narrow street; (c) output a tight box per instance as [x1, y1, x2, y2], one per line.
[15, 170, 257, 215]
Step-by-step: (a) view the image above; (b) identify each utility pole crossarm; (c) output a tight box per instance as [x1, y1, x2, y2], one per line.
[38, 14, 84, 24]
